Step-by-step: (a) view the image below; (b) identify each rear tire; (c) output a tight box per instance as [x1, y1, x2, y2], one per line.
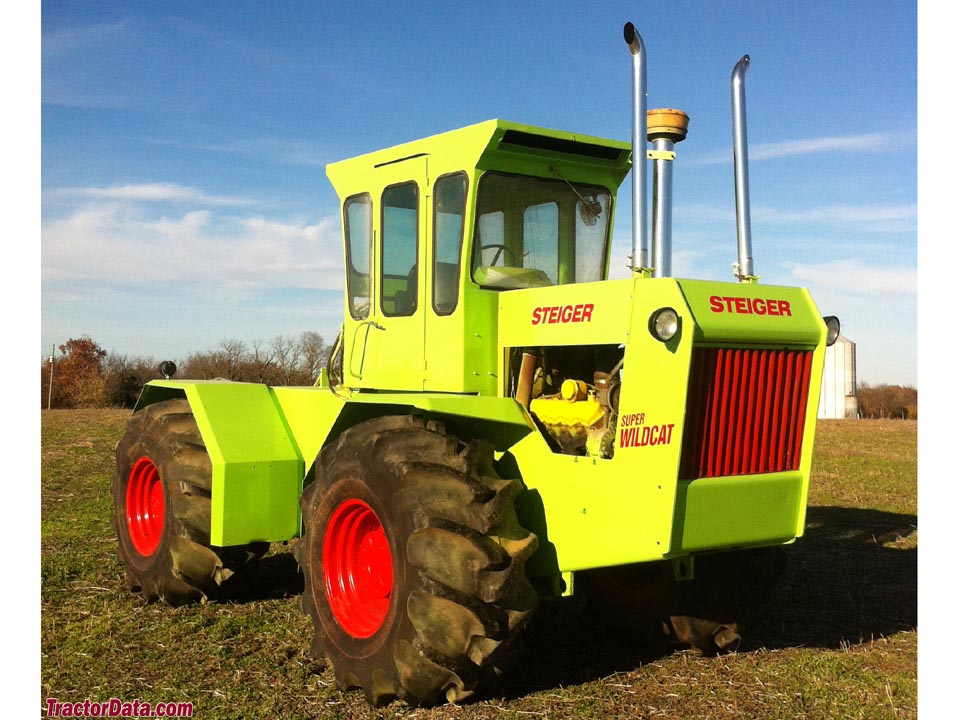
[295, 416, 538, 706]
[111, 399, 267, 605]
[666, 546, 786, 654]
[580, 547, 786, 655]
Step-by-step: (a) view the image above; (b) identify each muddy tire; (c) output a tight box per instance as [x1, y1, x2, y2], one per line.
[111, 399, 268, 605]
[295, 416, 538, 706]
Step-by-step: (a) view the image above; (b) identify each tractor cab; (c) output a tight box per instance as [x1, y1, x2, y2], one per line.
[325, 120, 630, 395]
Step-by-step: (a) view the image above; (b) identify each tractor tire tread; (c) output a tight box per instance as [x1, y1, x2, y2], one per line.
[298, 415, 537, 707]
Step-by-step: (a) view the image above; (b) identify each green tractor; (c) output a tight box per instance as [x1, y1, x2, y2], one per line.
[111, 23, 838, 706]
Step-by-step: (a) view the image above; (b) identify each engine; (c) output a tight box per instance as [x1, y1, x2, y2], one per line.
[512, 345, 622, 459]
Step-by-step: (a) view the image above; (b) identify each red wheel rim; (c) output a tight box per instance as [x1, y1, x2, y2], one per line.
[323, 499, 393, 638]
[126, 456, 165, 556]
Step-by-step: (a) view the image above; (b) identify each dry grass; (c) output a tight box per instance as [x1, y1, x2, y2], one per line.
[41, 411, 916, 719]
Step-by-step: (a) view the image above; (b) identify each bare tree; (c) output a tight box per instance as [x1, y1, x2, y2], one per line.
[59, 331, 331, 406]
[250, 338, 282, 384]
[297, 331, 328, 385]
[219, 338, 248, 381]
[102, 354, 162, 408]
[269, 334, 296, 385]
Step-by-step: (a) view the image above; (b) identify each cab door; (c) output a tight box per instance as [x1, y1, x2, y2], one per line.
[352, 158, 427, 391]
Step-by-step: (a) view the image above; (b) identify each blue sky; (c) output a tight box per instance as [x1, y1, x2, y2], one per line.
[39, 1, 918, 386]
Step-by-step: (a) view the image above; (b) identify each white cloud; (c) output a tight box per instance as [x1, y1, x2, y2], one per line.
[41, 201, 345, 292]
[789, 258, 917, 297]
[41, 21, 135, 108]
[754, 203, 916, 225]
[754, 204, 917, 234]
[693, 132, 895, 165]
[673, 204, 733, 224]
[55, 183, 252, 207]
[675, 202, 916, 234]
[751, 133, 894, 161]
[139, 136, 331, 167]
[42, 21, 126, 59]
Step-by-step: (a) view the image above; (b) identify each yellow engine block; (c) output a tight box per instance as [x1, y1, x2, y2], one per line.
[529, 379, 615, 457]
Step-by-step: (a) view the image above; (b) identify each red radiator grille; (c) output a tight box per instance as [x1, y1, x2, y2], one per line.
[679, 347, 813, 479]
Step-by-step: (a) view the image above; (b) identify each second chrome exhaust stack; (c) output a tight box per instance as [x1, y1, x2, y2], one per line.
[731, 55, 755, 282]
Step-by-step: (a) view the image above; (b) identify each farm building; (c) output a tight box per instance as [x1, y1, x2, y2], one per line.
[818, 335, 858, 419]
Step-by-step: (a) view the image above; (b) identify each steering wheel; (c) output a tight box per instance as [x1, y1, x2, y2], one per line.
[479, 243, 518, 266]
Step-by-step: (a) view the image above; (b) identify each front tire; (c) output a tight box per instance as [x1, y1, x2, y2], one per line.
[295, 416, 538, 706]
[111, 399, 267, 605]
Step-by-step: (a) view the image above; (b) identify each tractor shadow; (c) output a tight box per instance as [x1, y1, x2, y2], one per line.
[223, 506, 917, 698]
[501, 505, 917, 699]
[756, 505, 917, 649]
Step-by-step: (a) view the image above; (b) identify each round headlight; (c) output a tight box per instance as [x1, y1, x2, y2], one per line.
[649, 307, 680, 342]
[823, 316, 840, 347]
[158, 360, 178, 379]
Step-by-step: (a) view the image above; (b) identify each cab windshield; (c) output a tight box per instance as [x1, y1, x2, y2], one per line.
[471, 172, 611, 289]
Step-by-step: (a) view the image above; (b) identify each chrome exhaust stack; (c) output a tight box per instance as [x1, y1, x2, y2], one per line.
[623, 22, 648, 273]
[647, 109, 689, 277]
[731, 55, 755, 281]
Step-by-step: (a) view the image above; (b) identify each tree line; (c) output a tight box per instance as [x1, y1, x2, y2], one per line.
[41, 333, 330, 409]
[856, 383, 918, 420]
[41, 335, 918, 419]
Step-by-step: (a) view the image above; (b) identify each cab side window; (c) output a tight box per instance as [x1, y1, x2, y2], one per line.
[344, 194, 371, 320]
[381, 182, 419, 317]
[433, 173, 467, 315]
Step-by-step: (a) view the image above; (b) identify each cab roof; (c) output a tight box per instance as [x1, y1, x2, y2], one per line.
[326, 119, 631, 200]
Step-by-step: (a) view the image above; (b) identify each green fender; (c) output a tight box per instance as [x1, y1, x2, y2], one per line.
[135, 380, 533, 546]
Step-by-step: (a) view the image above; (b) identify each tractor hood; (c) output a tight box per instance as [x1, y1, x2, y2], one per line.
[498, 277, 825, 351]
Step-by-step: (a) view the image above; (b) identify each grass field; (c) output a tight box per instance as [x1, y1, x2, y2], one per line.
[41, 411, 917, 719]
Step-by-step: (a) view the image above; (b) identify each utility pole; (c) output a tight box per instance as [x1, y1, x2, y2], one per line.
[47, 344, 55, 410]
